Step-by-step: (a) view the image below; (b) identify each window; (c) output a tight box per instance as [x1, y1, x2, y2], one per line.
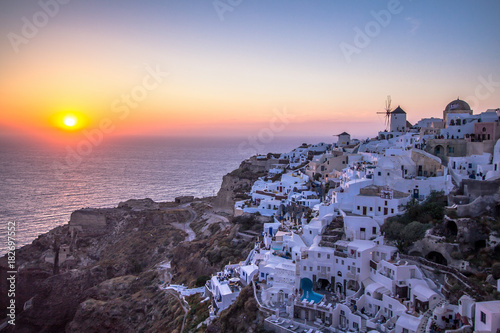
[310, 267, 313, 272]
[448, 146, 454, 153]
[317, 266, 320, 270]
[385, 200, 388, 206]
[357, 206, 360, 210]
[369, 207, 373, 211]
[481, 311, 486, 324]
[318, 253, 321, 258]
[373, 227, 377, 234]
[327, 254, 330, 259]
[336, 259, 338, 264]
[342, 260, 344, 265]
[378, 172, 381, 176]
[303, 266, 306, 271]
[328, 267, 331, 272]
[338, 271, 342, 277]
[357, 268, 360, 273]
[391, 209, 394, 214]
[387, 172, 390, 176]
[378, 207, 381, 212]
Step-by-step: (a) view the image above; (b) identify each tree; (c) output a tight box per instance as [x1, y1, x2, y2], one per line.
[402, 221, 431, 244]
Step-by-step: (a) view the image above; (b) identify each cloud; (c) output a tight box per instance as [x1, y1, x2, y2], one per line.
[406, 17, 420, 34]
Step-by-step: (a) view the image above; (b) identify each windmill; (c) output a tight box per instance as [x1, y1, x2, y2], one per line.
[377, 95, 392, 131]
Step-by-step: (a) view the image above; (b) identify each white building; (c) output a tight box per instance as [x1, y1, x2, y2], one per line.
[337, 132, 351, 147]
[390, 106, 408, 133]
[475, 301, 500, 333]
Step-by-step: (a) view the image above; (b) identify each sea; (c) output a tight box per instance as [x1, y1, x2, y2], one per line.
[0, 135, 326, 254]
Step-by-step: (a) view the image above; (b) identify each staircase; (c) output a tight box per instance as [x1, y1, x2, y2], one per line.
[416, 299, 446, 333]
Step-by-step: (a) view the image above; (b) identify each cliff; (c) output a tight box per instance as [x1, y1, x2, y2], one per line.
[0, 195, 260, 332]
[213, 155, 281, 213]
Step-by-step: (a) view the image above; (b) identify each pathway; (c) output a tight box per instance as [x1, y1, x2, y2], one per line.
[170, 203, 197, 242]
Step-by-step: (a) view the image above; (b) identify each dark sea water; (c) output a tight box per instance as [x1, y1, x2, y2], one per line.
[0, 135, 324, 254]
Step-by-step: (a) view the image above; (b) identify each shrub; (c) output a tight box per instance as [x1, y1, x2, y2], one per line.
[196, 275, 211, 287]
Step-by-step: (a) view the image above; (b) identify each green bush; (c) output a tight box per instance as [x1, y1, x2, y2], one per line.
[196, 275, 211, 287]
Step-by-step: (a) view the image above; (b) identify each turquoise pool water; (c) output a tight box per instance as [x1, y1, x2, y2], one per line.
[300, 278, 324, 303]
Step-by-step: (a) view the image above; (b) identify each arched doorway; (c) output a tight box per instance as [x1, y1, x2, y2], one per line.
[435, 145, 444, 155]
[426, 251, 447, 265]
[336, 282, 343, 294]
[445, 221, 458, 236]
[317, 278, 331, 291]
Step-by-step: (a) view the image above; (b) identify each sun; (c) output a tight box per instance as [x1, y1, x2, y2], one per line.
[63, 115, 78, 128]
[50, 111, 89, 133]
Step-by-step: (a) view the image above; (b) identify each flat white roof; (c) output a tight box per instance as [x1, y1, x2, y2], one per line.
[241, 264, 258, 275]
[477, 300, 500, 313]
[219, 283, 233, 295]
[349, 239, 377, 252]
[396, 314, 421, 331]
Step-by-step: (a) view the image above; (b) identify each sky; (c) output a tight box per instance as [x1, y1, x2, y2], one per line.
[1, 0, 500, 142]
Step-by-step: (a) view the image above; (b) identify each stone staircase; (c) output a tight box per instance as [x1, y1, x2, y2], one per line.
[416, 299, 446, 333]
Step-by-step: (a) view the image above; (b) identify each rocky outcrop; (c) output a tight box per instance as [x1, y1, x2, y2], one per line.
[213, 173, 255, 214]
[455, 195, 500, 217]
[69, 209, 108, 237]
[0, 199, 206, 332]
[0, 196, 256, 332]
[66, 272, 186, 333]
[213, 156, 279, 213]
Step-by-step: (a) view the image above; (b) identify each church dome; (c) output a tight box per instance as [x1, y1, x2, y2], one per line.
[445, 99, 471, 111]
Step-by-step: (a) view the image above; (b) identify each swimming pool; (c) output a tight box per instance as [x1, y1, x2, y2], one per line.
[300, 278, 325, 303]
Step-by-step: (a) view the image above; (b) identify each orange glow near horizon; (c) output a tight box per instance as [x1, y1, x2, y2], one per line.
[49, 111, 90, 134]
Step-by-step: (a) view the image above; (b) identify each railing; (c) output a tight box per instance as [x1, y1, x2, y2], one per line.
[399, 254, 481, 296]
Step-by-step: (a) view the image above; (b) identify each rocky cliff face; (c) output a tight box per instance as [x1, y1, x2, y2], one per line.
[213, 156, 279, 213]
[0, 198, 250, 332]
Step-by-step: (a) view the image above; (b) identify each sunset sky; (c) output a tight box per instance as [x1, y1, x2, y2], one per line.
[1, 0, 500, 142]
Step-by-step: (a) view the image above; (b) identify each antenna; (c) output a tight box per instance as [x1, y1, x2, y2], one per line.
[376, 95, 392, 131]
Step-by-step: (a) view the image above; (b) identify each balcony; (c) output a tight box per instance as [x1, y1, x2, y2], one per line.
[334, 251, 348, 258]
